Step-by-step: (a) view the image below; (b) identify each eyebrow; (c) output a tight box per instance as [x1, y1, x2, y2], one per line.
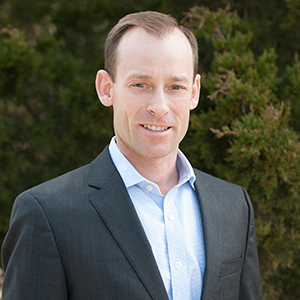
[126, 73, 152, 81]
[168, 74, 189, 82]
[126, 73, 189, 82]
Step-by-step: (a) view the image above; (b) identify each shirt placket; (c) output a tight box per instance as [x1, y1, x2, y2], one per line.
[164, 189, 189, 300]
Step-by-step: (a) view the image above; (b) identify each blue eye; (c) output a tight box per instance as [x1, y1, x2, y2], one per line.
[171, 85, 181, 90]
[135, 83, 144, 88]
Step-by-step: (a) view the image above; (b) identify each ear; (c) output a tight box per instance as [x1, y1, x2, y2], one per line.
[95, 70, 114, 107]
[190, 74, 201, 110]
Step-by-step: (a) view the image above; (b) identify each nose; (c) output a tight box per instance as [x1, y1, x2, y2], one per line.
[146, 89, 169, 118]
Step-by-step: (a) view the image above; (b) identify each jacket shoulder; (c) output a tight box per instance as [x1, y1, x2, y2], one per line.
[16, 146, 113, 207]
[194, 168, 242, 191]
[193, 168, 252, 211]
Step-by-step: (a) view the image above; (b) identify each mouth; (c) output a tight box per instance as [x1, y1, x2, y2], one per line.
[142, 124, 170, 132]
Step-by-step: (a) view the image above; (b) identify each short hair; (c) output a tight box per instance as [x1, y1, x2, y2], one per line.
[104, 11, 198, 81]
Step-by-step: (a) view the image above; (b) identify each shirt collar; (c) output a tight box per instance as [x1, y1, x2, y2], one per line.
[108, 136, 196, 190]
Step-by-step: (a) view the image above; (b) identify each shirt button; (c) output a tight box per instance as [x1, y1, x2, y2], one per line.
[168, 214, 175, 221]
[146, 185, 153, 191]
[175, 261, 182, 269]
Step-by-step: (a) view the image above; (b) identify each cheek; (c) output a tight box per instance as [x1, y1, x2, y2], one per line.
[114, 89, 142, 114]
[174, 101, 191, 120]
[176, 105, 191, 134]
[112, 100, 138, 134]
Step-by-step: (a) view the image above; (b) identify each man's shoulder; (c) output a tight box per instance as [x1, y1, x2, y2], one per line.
[16, 146, 113, 205]
[193, 168, 248, 200]
[18, 163, 91, 203]
[194, 168, 240, 189]
[193, 169, 253, 216]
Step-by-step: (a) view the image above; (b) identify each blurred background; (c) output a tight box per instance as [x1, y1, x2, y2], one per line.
[0, 0, 299, 299]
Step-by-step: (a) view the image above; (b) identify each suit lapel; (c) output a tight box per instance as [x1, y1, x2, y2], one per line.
[88, 148, 169, 300]
[194, 169, 223, 300]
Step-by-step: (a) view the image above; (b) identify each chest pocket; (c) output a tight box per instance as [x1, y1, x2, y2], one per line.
[219, 256, 244, 278]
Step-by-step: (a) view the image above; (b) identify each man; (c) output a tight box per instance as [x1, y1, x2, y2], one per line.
[1, 11, 263, 300]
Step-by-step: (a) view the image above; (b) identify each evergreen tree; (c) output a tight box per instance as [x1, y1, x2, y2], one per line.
[0, 26, 113, 252]
[182, 6, 300, 299]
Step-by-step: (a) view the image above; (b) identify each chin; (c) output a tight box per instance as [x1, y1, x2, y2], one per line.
[138, 146, 176, 159]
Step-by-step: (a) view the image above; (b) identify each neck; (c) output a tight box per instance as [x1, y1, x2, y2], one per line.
[133, 155, 179, 196]
[116, 142, 179, 195]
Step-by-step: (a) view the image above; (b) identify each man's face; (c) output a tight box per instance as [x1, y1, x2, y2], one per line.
[102, 27, 200, 163]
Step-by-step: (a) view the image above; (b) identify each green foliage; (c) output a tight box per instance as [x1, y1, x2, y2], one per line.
[0, 28, 38, 239]
[281, 53, 300, 132]
[183, 6, 300, 299]
[0, 25, 114, 250]
[0, 28, 37, 96]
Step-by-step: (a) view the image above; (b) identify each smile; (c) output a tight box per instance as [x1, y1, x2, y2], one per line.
[142, 125, 169, 132]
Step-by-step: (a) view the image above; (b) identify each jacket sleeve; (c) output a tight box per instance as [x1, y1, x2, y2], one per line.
[1, 192, 68, 300]
[239, 188, 264, 300]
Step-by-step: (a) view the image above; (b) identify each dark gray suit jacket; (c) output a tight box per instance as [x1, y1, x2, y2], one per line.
[1, 147, 263, 299]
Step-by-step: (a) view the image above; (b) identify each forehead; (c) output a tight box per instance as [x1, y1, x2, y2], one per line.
[115, 27, 194, 79]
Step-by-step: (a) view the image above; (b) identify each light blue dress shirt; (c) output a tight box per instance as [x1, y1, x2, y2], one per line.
[109, 137, 206, 300]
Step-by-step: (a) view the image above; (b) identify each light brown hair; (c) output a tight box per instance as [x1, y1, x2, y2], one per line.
[104, 11, 198, 81]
